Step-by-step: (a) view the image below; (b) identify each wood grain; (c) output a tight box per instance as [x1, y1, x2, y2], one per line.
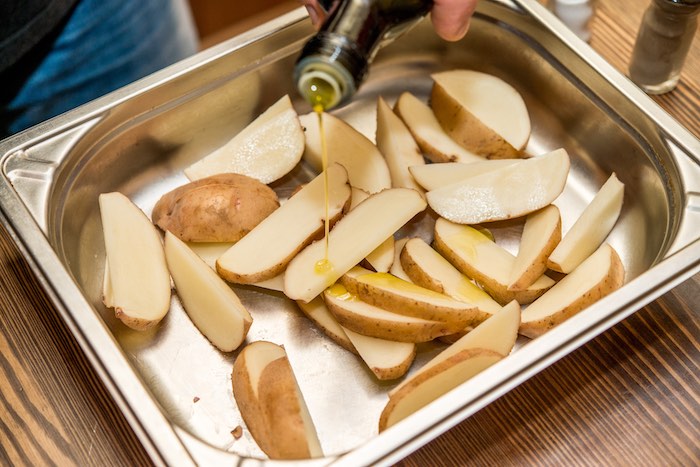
[0, 1, 698, 466]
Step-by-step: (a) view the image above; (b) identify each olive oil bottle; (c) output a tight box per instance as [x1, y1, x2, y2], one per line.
[295, 0, 433, 110]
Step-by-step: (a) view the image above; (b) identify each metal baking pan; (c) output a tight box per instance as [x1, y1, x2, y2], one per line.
[1, 0, 699, 465]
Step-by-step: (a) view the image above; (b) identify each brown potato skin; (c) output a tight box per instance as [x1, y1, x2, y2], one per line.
[152, 173, 279, 242]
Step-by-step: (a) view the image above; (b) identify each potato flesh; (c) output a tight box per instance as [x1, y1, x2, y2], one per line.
[217, 163, 351, 283]
[323, 286, 463, 343]
[520, 243, 625, 337]
[547, 173, 624, 274]
[343, 328, 416, 380]
[426, 148, 570, 224]
[408, 160, 517, 192]
[375, 96, 426, 194]
[508, 204, 562, 291]
[284, 188, 427, 302]
[184, 95, 304, 184]
[341, 266, 478, 326]
[434, 218, 554, 304]
[395, 91, 482, 163]
[99, 192, 171, 330]
[300, 111, 391, 194]
[296, 297, 357, 354]
[379, 348, 504, 431]
[164, 232, 251, 352]
[400, 237, 501, 317]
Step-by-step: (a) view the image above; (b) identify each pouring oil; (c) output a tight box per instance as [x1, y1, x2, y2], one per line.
[304, 76, 338, 275]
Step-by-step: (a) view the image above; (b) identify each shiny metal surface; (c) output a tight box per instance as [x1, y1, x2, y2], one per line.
[0, 1, 699, 466]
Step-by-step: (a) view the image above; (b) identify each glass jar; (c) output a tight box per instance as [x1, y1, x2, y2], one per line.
[628, 0, 700, 94]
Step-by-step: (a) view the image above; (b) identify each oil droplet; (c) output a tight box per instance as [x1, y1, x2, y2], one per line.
[327, 283, 355, 301]
[314, 258, 333, 274]
[446, 225, 491, 260]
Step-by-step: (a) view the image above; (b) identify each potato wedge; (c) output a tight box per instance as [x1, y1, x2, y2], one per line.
[375, 96, 425, 194]
[152, 173, 279, 243]
[391, 299, 520, 396]
[232, 341, 323, 460]
[99, 192, 171, 330]
[284, 188, 427, 302]
[434, 218, 555, 304]
[430, 70, 530, 158]
[426, 148, 570, 224]
[408, 160, 517, 192]
[164, 232, 252, 351]
[520, 243, 625, 338]
[185, 95, 304, 184]
[400, 237, 501, 326]
[340, 266, 478, 327]
[300, 111, 391, 193]
[394, 91, 483, 163]
[298, 297, 416, 379]
[217, 163, 351, 284]
[390, 238, 413, 282]
[351, 187, 395, 273]
[508, 205, 562, 290]
[547, 173, 624, 273]
[296, 297, 357, 354]
[379, 348, 504, 431]
[343, 328, 416, 380]
[324, 285, 465, 342]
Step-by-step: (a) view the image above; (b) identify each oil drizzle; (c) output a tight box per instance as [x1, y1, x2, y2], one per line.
[306, 76, 338, 275]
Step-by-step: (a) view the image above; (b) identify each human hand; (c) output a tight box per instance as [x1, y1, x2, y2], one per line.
[298, 0, 478, 41]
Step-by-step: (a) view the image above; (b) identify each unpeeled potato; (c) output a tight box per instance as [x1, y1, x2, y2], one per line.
[152, 173, 279, 242]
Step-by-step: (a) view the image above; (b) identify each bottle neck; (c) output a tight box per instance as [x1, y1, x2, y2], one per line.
[294, 0, 433, 109]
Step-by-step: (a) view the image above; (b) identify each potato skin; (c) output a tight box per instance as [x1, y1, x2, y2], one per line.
[152, 173, 279, 242]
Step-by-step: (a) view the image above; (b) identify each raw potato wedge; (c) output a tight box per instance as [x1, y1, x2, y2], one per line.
[299, 295, 416, 379]
[434, 218, 555, 305]
[340, 266, 478, 327]
[547, 173, 624, 274]
[391, 300, 521, 396]
[296, 297, 357, 354]
[185, 95, 304, 184]
[351, 188, 395, 273]
[343, 328, 416, 380]
[217, 163, 352, 284]
[408, 160, 517, 192]
[375, 96, 426, 194]
[430, 70, 531, 158]
[508, 205, 562, 291]
[323, 285, 466, 342]
[99, 192, 171, 330]
[300, 111, 391, 193]
[284, 188, 427, 302]
[394, 91, 483, 163]
[379, 348, 504, 431]
[390, 238, 413, 282]
[426, 148, 570, 224]
[400, 237, 501, 325]
[520, 243, 625, 338]
[232, 341, 323, 460]
[164, 232, 252, 352]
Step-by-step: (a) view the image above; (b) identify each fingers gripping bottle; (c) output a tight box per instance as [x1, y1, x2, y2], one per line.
[294, 0, 433, 110]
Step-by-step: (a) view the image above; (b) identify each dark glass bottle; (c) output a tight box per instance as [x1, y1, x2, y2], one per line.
[294, 0, 433, 110]
[629, 0, 700, 94]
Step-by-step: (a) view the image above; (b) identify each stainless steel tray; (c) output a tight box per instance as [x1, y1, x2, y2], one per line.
[1, 1, 700, 465]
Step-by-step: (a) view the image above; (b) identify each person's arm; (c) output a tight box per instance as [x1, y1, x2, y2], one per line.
[298, 0, 478, 41]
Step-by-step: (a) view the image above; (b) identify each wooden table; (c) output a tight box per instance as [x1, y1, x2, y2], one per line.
[1, 0, 698, 465]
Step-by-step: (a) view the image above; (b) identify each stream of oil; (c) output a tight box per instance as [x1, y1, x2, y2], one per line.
[305, 76, 338, 275]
